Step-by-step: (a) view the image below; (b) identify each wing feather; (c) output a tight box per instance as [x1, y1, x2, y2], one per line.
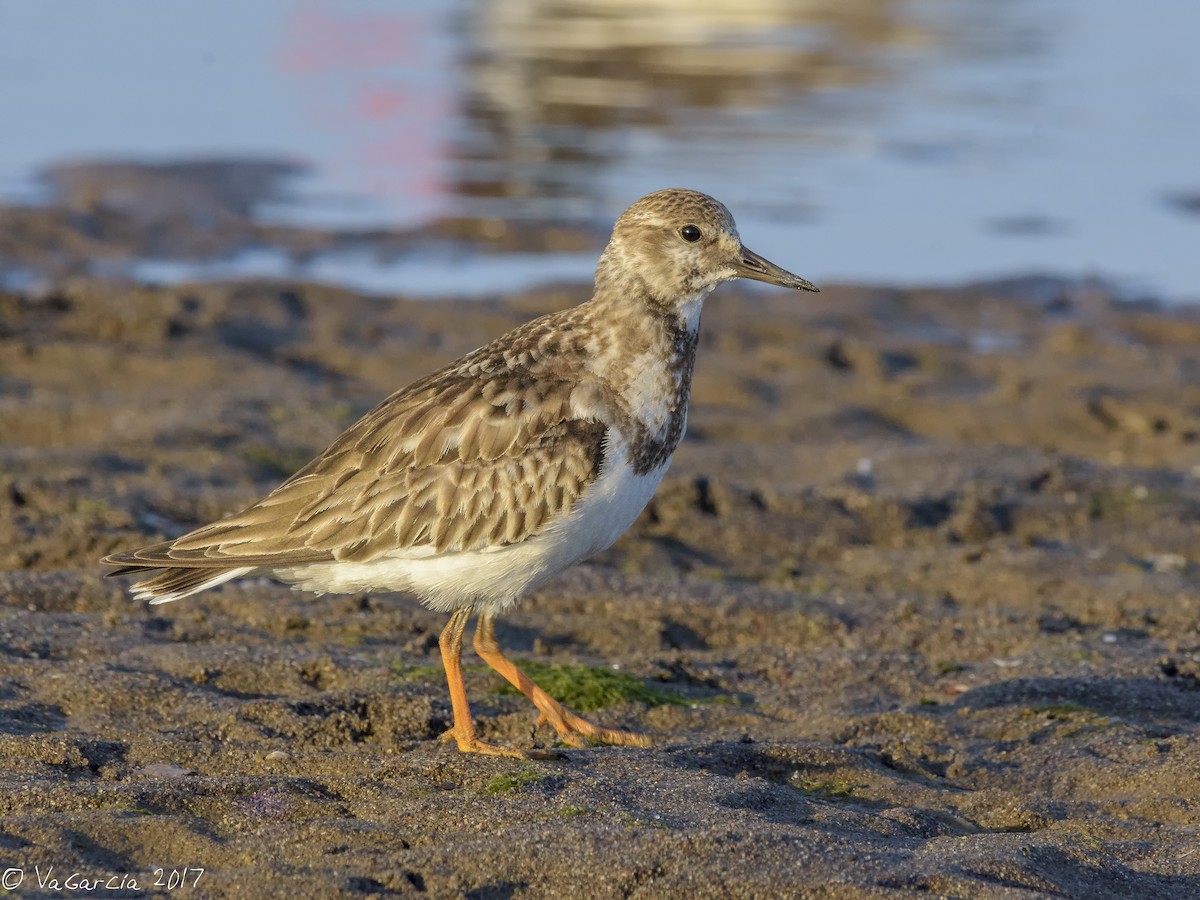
[102, 319, 612, 573]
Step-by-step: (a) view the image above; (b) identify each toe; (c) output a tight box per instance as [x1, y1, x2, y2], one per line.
[455, 738, 529, 759]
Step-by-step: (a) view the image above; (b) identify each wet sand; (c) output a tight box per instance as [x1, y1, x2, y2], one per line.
[2, 187, 1200, 896]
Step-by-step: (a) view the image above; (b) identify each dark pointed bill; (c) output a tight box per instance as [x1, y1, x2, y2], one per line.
[735, 246, 819, 292]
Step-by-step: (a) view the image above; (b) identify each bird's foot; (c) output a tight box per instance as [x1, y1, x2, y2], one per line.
[469, 612, 651, 751]
[535, 709, 652, 749]
[439, 727, 563, 760]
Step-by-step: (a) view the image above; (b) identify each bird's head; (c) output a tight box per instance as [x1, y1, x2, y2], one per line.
[595, 188, 818, 317]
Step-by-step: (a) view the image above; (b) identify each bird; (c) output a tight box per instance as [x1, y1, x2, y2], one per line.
[102, 188, 818, 758]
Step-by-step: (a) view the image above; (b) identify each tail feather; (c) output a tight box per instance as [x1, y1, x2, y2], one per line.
[124, 566, 256, 605]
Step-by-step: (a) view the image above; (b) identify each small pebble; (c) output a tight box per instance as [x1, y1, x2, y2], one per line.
[136, 763, 197, 778]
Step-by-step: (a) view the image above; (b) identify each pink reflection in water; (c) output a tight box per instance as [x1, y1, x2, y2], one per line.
[276, 2, 452, 220]
[278, 4, 419, 73]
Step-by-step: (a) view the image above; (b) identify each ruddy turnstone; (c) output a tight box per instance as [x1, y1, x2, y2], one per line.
[102, 188, 818, 758]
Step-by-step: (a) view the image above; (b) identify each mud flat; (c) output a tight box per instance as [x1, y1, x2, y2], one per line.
[2, 185, 1199, 895]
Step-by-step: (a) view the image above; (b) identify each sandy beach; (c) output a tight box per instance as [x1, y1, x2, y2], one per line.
[2, 184, 1199, 897]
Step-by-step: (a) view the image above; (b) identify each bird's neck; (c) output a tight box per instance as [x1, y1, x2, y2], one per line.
[581, 286, 705, 476]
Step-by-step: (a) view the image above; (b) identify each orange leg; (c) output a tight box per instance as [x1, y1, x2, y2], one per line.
[437, 607, 526, 758]
[473, 612, 652, 749]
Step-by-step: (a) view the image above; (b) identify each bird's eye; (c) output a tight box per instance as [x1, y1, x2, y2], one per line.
[679, 224, 702, 243]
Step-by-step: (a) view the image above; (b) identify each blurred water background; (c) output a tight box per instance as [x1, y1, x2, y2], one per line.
[1, 0, 1197, 301]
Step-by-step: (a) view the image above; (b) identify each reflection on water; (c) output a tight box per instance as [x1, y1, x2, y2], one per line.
[268, 2, 455, 227]
[455, 0, 925, 216]
[0, 0, 1197, 301]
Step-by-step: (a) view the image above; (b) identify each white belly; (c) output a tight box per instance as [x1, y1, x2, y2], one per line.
[272, 448, 669, 613]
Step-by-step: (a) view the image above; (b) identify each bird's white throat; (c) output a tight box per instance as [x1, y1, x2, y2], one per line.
[676, 287, 710, 335]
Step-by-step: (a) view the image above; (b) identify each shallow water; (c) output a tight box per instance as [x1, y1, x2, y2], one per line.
[1, 0, 1197, 301]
